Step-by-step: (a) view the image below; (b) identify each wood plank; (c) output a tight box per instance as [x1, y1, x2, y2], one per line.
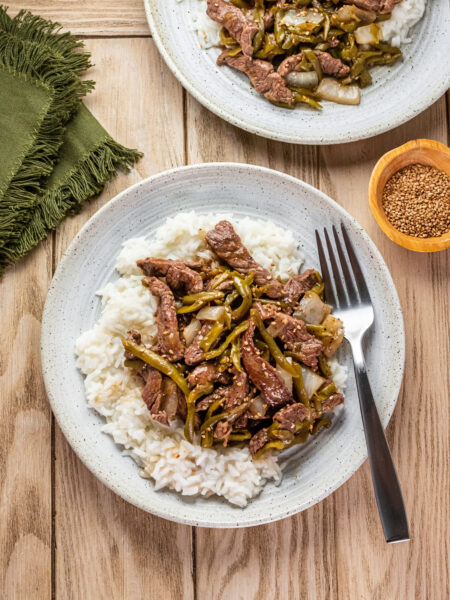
[188, 92, 449, 599]
[53, 38, 193, 600]
[187, 94, 341, 600]
[0, 242, 53, 600]
[318, 97, 449, 600]
[6, 1, 148, 36]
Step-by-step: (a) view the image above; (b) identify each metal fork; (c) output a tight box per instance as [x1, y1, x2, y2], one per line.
[316, 224, 409, 544]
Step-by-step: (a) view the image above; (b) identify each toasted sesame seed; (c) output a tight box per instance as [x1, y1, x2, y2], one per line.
[382, 163, 450, 238]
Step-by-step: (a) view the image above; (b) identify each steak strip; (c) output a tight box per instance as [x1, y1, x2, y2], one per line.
[138, 257, 203, 295]
[217, 53, 294, 106]
[143, 277, 184, 362]
[206, 220, 285, 298]
[241, 318, 293, 408]
[206, 0, 258, 57]
[343, 0, 401, 13]
[278, 51, 350, 79]
[267, 312, 323, 370]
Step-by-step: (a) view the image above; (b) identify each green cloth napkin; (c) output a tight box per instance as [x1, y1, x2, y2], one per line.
[0, 7, 142, 276]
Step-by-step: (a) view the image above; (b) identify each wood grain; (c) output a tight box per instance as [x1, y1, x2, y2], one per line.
[0, 242, 53, 600]
[7, 1, 148, 36]
[0, 4, 449, 599]
[52, 38, 193, 600]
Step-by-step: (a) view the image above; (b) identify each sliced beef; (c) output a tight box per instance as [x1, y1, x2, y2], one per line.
[274, 402, 308, 432]
[249, 428, 270, 457]
[252, 301, 281, 321]
[278, 51, 350, 79]
[205, 220, 285, 298]
[184, 322, 213, 366]
[283, 269, 318, 307]
[213, 421, 233, 446]
[223, 369, 248, 410]
[217, 53, 294, 106]
[139, 365, 163, 413]
[195, 369, 248, 412]
[124, 329, 142, 360]
[206, 0, 258, 57]
[343, 0, 401, 13]
[162, 378, 183, 421]
[138, 257, 203, 295]
[241, 318, 293, 408]
[267, 312, 323, 370]
[321, 392, 344, 413]
[187, 362, 231, 388]
[143, 277, 184, 362]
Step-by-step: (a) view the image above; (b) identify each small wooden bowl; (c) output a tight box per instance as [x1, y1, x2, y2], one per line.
[369, 139, 450, 252]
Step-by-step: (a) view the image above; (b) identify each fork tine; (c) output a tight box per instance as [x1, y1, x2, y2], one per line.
[324, 228, 348, 308]
[332, 225, 359, 305]
[315, 230, 336, 307]
[341, 224, 371, 304]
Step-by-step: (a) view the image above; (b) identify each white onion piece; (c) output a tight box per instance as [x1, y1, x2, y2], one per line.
[317, 78, 361, 106]
[322, 315, 345, 357]
[294, 291, 331, 325]
[276, 364, 293, 392]
[196, 305, 226, 321]
[285, 71, 319, 90]
[281, 8, 324, 27]
[183, 318, 201, 345]
[354, 23, 380, 45]
[301, 367, 325, 399]
[249, 395, 266, 417]
[335, 5, 376, 24]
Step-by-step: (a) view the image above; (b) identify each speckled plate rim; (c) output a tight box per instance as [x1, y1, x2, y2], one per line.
[41, 163, 405, 527]
[144, 1, 450, 145]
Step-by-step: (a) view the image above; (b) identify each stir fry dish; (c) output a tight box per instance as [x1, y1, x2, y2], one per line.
[122, 221, 345, 458]
[205, 0, 403, 108]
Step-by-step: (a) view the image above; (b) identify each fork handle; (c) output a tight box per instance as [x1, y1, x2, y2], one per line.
[350, 341, 410, 544]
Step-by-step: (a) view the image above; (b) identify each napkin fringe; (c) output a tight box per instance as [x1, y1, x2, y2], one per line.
[0, 5, 93, 251]
[0, 139, 142, 274]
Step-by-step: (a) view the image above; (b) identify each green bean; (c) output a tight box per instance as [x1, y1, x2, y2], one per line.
[257, 298, 288, 309]
[182, 290, 224, 305]
[231, 337, 242, 372]
[251, 309, 301, 377]
[184, 383, 214, 443]
[306, 324, 333, 341]
[229, 0, 250, 7]
[224, 289, 239, 306]
[294, 92, 322, 110]
[304, 48, 323, 81]
[209, 271, 230, 290]
[254, 439, 285, 458]
[315, 382, 337, 400]
[318, 355, 333, 378]
[204, 321, 249, 360]
[199, 321, 225, 352]
[311, 417, 331, 434]
[200, 429, 213, 447]
[231, 273, 254, 321]
[121, 338, 189, 396]
[293, 364, 310, 405]
[228, 432, 251, 442]
[200, 401, 249, 433]
[206, 398, 224, 420]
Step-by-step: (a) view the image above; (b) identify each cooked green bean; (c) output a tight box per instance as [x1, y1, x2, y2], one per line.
[209, 271, 230, 290]
[124, 358, 143, 370]
[231, 337, 242, 372]
[199, 321, 225, 352]
[206, 398, 224, 420]
[224, 289, 239, 306]
[231, 273, 254, 321]
[315, 382, 337, 400]
[178, 290, 224, 313]
[304, 48, 323, 82]
[306, 324, 333, 341]
[254, 439, 285, 458]
[204, 321, 249, 360]
[251, 309, 301, 377]
[184, 383, 214, 443]
[228, 432, 251, 442]
[200, 429, 213, 448]
[318, 355, 333, 378]
[122, 338, 189, 396]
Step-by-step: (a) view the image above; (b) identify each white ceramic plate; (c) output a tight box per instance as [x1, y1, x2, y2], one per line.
[42, 163, 404, 527]
[144, 0, 450, 144]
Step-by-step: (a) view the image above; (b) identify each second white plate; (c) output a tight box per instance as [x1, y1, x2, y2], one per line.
[145, 0, 450, 144]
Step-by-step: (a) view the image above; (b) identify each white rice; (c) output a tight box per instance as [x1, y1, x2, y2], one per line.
[76, 213, 347, 507]
[186, 0, 426, 49]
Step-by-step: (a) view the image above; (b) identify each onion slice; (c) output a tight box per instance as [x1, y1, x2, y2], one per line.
[183, 318, 201, 345]
[301, 367, 325, 399]
[196, 305, 226, 321]
[354, 23, 380, 45]
[317, 78, 361, 106]
[294, 291, 331, 325]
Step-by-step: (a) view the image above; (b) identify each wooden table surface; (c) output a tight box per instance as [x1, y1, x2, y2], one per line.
[1, 3, 449, 599]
